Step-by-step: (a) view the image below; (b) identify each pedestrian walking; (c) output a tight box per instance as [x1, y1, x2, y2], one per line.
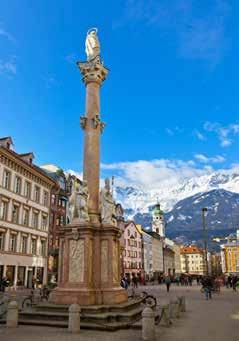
[165, 276, 171, 292]
[232, 276, 237, 292]
[0, 277, 9, 292]
[132, 274, 138, 289]
[202, 276, 213, 300]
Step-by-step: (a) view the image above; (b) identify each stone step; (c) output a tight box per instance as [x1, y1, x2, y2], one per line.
[16, 319, 140, 331]
[19, 311, 68, 322]
[36, 298, 142, 314]
[19, 306, 143, 324]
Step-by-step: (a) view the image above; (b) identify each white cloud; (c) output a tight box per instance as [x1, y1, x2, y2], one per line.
[0, 24, 15, 43]
[66, 169, 83, 179]
[165, 128, 174, 136]
[204, 121, 239, 147]
[0, 57, 17, 77]
[101, 158, 211, 190]
[44, 75, 60, 88]
[194, 130, 206, 141]
[194, 153, 225, 164]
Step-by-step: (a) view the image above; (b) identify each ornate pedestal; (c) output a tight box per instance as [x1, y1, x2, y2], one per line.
[50, 223, 127, 305]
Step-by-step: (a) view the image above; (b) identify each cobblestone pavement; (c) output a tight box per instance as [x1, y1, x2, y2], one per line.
[1, 284, 239, 341]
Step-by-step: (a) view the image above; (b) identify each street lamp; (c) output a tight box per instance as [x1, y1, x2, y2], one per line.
[202, 207, 208, 275]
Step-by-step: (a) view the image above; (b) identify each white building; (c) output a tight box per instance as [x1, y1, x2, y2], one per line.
[0, 137, 55, 287]
[142, 204, 164, 278]
[180, 245, 206, 275]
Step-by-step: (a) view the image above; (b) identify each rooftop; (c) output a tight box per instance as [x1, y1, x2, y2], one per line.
[180, 245, 204, 254]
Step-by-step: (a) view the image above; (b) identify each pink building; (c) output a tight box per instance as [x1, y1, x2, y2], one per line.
[123, 221, 143, 278]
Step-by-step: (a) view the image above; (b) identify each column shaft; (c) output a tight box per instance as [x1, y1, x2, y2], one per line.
[83, 82, 101, 218]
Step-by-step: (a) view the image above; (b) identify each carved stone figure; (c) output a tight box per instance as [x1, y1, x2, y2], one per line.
[100, 178, 116, 225]
[67, 178, 89, 223]
[85, 28, 100, 61]
[66, 176, 75, 224]
[74, 181, 90, 222]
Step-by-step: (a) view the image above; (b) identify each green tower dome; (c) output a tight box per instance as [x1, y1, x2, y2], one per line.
[153, 203, 164, 216]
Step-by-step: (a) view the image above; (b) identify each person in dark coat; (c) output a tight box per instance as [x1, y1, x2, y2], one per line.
[202, 276, 213, 300]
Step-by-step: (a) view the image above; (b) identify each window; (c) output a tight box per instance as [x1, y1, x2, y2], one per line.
[43, 191, 48, 206]
[9, 234, 17, 252]
[3, 170, 11, 189]
[34, 186, 40, 203]
[14, 176, 21, 194]
[59, 176, 65, 190]
[0, 232, 5, 250]
[21, 236, 27, 253]
[135, 232, 137, 238]
[40, 240, 46, 256]
[31, 238, 37, 255]
[42, 215, 48, 230]
[32, 212, 39, 229]
[25, 182, 31, 199]
[12, 204, 19, 224]
[22, 209, 29, 226]
[0, 201, 8, 220]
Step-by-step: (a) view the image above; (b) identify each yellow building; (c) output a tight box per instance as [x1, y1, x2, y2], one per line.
[221, 243, 239, 274]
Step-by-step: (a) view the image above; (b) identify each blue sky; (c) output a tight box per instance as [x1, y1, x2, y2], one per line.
[1, 0, 239, 189]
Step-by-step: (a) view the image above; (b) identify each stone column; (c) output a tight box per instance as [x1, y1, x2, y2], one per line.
[7, 301, 18, 328]
[142, 306, 155, 341]
[77, 58, 108, 223]
[68, 303, 81, 333]
[5, 229, 10, 251]
[13, 265, 18, 288]
[24, 267, 28, 287]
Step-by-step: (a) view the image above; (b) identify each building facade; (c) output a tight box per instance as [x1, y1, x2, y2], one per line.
[40, 165, 69, 285]
[180, 245, 206, 275]
[0, 137, 55, 287]
[123, 221, 143, 278]
[173, 242, 182, 275]
[115, 203, 126, 276]
[163, 246, 175, 276]
[221, 242, 239, 275]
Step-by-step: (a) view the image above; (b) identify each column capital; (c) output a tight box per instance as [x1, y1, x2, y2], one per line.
[77, 58, 109, 85]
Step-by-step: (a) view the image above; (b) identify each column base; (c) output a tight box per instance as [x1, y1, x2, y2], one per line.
[50, 286, 127, 306]
[50, 222, 128, 306]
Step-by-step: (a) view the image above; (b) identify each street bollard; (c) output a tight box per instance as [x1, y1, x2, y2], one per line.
[142, 306, 155, 341]
[169, 300, 179, 319]
[169, 300, 174, 319]
[68, 303, 81, 333]
[162, 304, 172, 327]
[175, 299, 181, 318]
[6, 301, 18, 328]
[181, 296, 186, 312]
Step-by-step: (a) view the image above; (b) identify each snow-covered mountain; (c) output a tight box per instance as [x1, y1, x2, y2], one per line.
[114, 171, 239, 218]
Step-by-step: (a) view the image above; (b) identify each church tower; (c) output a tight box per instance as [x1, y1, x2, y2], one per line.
[152, 203, 165, 237]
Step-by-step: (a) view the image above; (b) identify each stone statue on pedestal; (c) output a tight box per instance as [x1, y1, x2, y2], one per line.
[85, 28, 100, 61]
[100, 178, 116, 225]
[67, 178, 90, 223]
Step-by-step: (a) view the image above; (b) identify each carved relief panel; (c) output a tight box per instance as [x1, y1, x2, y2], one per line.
[101, 240, 108, 283]
[69, 239, 85, 283]
[113, 240, 119, 283]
